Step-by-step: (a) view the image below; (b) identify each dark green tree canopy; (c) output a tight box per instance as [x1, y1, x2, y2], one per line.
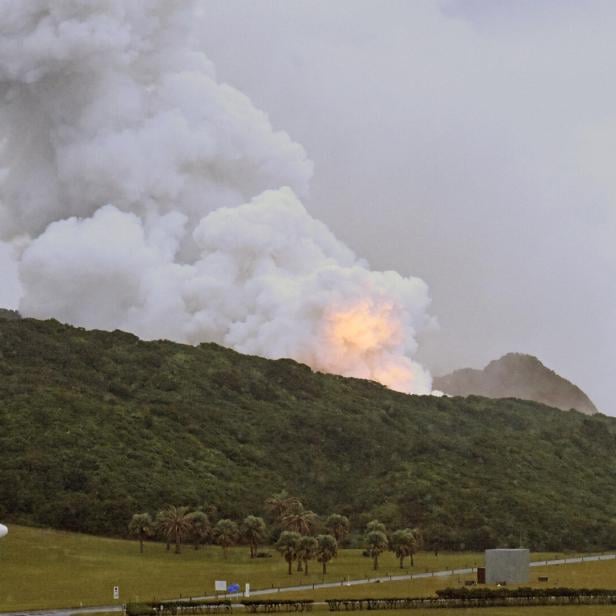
[3, 318, 616, 553]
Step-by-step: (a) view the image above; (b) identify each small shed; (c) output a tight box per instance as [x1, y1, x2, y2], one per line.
[485, 548, 529, 584]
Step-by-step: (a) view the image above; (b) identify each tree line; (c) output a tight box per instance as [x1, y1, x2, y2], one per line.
[129, 492, 421, 574]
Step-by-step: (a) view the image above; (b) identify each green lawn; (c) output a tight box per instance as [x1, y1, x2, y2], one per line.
[0, 525, 483, 610]
[0, 525, 613, 612]
[281, 557, 616, 601]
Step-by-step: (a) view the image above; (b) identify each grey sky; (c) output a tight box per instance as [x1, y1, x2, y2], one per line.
[198, 0, 615, 414]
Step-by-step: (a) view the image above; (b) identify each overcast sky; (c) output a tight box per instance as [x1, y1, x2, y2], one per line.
[198, 0, 615, 414]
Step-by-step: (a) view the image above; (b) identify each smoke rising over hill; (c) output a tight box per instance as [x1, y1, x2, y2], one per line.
[194, 1, 615, 415]
[0, 1, 433, 393]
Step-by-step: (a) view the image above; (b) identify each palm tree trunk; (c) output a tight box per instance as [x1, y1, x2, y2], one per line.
[373, 554, 378, 570]
[304, 559, 309, 575]
[175, 532, 181, 554]
[399, 555, 404, 568]
[410, 553, 414, 566]
[287, 558, 292, 575]
[322, 561, 327, 575]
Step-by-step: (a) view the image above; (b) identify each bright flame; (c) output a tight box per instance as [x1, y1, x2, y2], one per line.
[373, 356, 418, 394]
[315, 299, 421, 394]
[327, 300, 400, 352]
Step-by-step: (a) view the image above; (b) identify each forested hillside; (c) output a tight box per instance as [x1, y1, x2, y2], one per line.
[1, 318, 615, 551]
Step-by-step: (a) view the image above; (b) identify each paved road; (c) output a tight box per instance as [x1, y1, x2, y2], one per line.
[4, 553, 615, 616]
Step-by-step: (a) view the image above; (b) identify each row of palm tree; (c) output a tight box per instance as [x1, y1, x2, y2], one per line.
[264, 492, 350, 542]
[129, 496, 419, 575]
[275, 531, 338, 575]
[364, 519, 421, 570]
[129, 506, 266, 556]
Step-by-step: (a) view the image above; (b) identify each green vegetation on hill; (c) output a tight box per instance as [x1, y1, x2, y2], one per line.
[1, 318, 616, 551]
[0, 308, 20, 321]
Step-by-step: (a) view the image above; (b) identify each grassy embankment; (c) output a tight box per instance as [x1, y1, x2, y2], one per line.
[1, 525, 615, 612]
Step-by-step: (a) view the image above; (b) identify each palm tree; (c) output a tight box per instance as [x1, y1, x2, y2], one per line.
[316, 534, 337, 575]
[366, 530, 388, 571]
[297, 536, 318, 575]
[157, 506, 193, 554]
[325, 514, 350, 544]
[366, 519, 386, 534]
[265, 492, 303, 523]
[187, 510, 211, 550]
[275, 531, 301, 575]
[128, 513, 152, 553]
[213, 518, 240, 559]
[282, 506, 318, 536]
[242, 515, 267, 558]
[155, 510, 172, 551]
[390, 528, 418, 568]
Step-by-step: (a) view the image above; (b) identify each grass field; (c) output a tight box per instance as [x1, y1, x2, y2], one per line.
[281, 557, 616, 601]
[0, 525, 614, 612]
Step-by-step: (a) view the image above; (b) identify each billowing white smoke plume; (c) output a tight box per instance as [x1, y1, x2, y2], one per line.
[0, 1, 434, 394]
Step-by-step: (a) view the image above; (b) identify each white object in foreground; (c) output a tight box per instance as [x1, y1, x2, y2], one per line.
[0, 524, 8, 538]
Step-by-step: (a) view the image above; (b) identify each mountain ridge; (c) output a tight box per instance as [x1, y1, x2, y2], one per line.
[433, 353, 597, 415]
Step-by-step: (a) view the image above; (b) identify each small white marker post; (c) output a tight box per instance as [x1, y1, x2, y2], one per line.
[245, 583, 250, 598]
[113, 586, 120, 601]
[0, 525, 8, 564]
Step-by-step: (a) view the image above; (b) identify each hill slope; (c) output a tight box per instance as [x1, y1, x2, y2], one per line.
[433, 353, 597, 415]
[0, 319, 615, 551]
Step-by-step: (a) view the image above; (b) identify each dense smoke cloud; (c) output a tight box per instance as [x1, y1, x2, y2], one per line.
[0, 1, 434, 394]
[0, 241, 21, 307]
[195, 0, 616, 414]
[0, 0, 312, 239]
